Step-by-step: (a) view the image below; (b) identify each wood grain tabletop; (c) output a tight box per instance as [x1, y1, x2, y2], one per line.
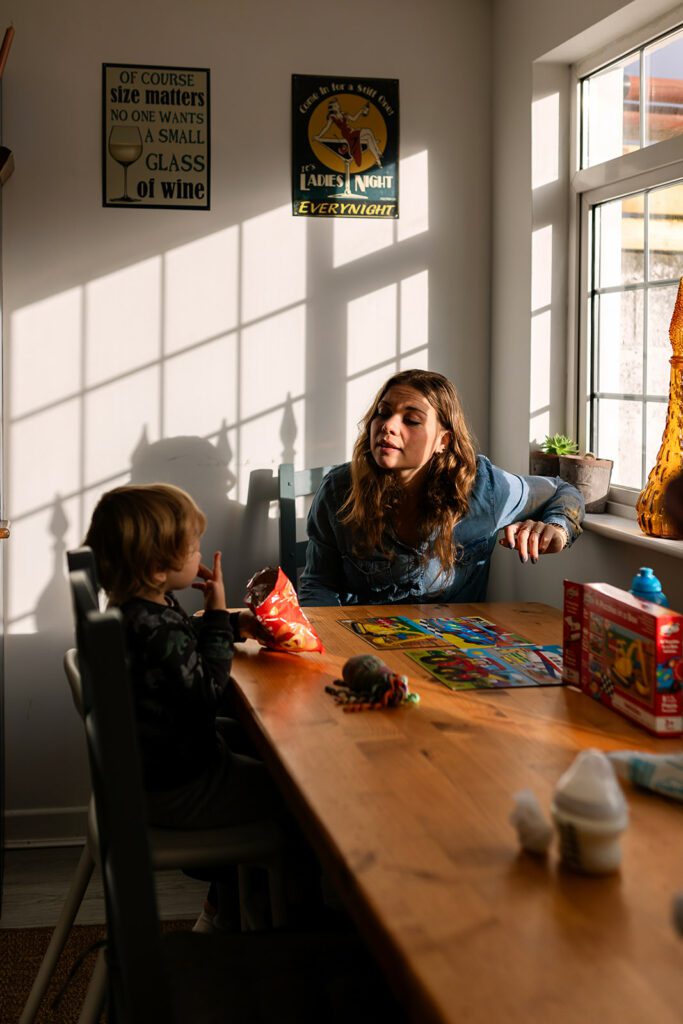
[230, 602, 683, 1024]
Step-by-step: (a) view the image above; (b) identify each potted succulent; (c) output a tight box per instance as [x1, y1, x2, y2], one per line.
[529, 434, 579, 477]
[530, 435, 613, 513]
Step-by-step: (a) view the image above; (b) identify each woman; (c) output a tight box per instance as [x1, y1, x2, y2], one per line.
[314, 97, 384, 169]
[299, 370, 584, 606]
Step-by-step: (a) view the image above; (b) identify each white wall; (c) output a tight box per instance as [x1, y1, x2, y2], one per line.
[1, 0, 492, 841]
[488, 0, 683, 612]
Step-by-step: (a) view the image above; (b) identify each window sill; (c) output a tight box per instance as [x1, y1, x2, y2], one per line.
[584, 507, 683, 560]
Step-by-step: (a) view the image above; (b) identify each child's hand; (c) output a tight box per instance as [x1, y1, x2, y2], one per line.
[236, 609, 272, 645]
[192, 552, 227, 611]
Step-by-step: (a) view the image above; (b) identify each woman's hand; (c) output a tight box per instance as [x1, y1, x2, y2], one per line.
[499, 521, 567, 563]
[192, 552, 227, 611]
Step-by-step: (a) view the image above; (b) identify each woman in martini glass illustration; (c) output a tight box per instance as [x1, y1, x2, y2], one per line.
[314, 98, 384, 197]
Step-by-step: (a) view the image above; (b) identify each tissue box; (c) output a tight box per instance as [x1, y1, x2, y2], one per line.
[563, 580, 683, 736]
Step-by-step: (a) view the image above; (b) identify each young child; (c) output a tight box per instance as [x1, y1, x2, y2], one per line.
[85, 482, 281, 931]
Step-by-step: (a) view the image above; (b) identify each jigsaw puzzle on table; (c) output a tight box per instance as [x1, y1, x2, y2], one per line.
[339, 614, 564, 690]
[409, 615, 533, 649]
[338, 616, 452, 650]
[406, 643, 564, 690]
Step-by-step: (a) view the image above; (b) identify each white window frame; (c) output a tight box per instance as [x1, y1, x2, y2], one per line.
[570, 4, 683, 510]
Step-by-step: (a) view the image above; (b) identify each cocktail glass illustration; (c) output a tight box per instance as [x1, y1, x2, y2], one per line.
[108, 125, 143, 202]
[317, 138, 356, 198]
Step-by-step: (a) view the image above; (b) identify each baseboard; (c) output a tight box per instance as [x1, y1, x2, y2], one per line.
[4, 805, 88, 847]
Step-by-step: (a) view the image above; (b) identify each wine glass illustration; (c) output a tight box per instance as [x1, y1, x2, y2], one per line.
[108, 125, 143, 202]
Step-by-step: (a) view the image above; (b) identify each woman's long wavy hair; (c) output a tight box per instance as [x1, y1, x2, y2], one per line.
[339, 369, 477, 574]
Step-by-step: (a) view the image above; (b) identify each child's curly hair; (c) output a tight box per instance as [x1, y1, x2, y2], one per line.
[85, 483, 206, 604]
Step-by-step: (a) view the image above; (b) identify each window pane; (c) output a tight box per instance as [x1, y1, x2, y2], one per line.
[597, 290, 643, 393]
[597, 196, 644, 287]
[646, 283, 676, 393]
[597, 399, 642, 487]
[582, 55, 640, 168]
[646, 401, 667, 479]
[644, 29, 683, 146]
[648, 182, 683, 281]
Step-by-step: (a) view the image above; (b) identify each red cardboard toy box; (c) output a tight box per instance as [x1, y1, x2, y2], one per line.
[563, 580, 683, 736]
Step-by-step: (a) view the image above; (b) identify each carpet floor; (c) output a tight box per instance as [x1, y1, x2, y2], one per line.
[0, 921, 192, 1024]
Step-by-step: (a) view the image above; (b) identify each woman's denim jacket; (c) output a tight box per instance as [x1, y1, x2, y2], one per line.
[298, 457, 584, 607]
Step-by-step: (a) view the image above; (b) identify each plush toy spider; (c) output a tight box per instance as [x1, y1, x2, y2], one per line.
[325, 653, 420, 712]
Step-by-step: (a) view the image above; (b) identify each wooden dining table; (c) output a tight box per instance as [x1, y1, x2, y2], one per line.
[229, 602, 683, 1024]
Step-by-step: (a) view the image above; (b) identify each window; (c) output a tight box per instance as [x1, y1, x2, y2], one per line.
[573, 16, 683, 502]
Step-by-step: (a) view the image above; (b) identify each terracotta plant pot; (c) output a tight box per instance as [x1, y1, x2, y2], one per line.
[529, 451, 560, 477]
[558, 454, 613, 513]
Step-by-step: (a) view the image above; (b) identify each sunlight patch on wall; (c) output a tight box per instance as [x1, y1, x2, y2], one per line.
[531, 225, 552, 312]
[11, 289, 82, 418]
[399, 349, 429, 371]
[345, 268, 430, 455]
[529, 410, 551, 444]
[396, 151, 429, 242]
[345, 366, 389, 458]
[7, 202, 312, 634]
[400, 270, 428, 352]
[11, 400, 81, 517]
[532, 93, 559, 190]
[333, 150, 428, 267]
[164, 227, 239, 355]
[241, 205, 306, 322]
[347, 284, 397, 376]
[240, 305, 306, 420]
[81, 473, 131, 539]
[238, 399, 306, 504]
[85, 257, 162, 387]
[529, 310, 551, 443]
[333, 216, 394, 269]
[84, 368, 160, 485]
[164, 333, 238, 437]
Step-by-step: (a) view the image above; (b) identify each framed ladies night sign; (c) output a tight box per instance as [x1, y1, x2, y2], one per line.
[102, 63, 210, 210]
[292, 74, 399, 218]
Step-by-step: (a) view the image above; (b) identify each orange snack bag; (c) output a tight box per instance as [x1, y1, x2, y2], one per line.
[245, 567, 324, 654]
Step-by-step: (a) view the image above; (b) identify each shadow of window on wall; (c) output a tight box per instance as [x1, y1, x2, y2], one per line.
[9, 151, 431, 633]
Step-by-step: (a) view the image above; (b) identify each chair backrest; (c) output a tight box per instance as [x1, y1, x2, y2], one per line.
[68, 569, 99, 716]
[64, 647, 83, 718]
[277, 463, 331, 591]
[67, 545, 100, 595]
[77, 605, 173, 1024]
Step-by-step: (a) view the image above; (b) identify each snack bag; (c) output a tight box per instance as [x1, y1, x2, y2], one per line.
[245, 567, 324, 653]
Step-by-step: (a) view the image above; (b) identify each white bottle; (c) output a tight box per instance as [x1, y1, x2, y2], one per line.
[551, 749, 629, 874]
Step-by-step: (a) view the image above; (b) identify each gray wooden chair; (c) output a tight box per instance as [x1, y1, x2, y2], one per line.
[277, 464, 331, 591]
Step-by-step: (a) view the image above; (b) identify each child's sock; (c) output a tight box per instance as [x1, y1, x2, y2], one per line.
[191, 899, 219, 934]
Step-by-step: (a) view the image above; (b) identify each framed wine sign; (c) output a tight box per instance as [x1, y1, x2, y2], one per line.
[102, 63, 210, 210]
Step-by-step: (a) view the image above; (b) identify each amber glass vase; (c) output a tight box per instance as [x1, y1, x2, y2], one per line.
[636, 278, 683, 538]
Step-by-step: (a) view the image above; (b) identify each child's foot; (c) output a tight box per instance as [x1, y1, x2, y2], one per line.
[192, 900, 219, 933]
[192, 900, 239, 933]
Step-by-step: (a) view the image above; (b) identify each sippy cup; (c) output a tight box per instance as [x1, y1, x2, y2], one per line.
[629, 566, 668, 607]
[551, 749, 628, 874]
